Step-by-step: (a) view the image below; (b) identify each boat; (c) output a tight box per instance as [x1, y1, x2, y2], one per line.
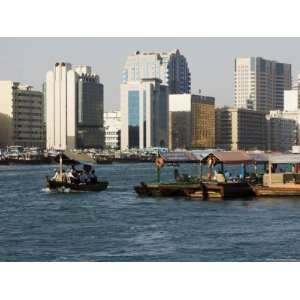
[134, 181, 203, 197]
[46, 177, 108, 192]
[134, 153, 203, 197]
[251, 153, 300, 197]
[45, 155, 108, 192]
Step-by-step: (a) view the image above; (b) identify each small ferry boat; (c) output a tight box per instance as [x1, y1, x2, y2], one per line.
[134, 152, 203, 197]
[46, 155, 108, 192]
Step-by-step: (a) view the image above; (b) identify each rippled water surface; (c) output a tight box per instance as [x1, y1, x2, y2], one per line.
[1, 163, 300, 261]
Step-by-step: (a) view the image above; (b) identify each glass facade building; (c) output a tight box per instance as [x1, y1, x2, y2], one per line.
[77, 74, 104, 149]
[120, 79, 169, 150]
[122, 49, 190, 94]
[128, 91, 140, 148]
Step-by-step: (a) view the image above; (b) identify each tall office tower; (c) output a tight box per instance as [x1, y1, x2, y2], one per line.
[122, 49, 191, 94]
[169, 94, 215, 150]
[215, 107, 267, 151]
[234, 57, 291, 113]
[104, 111, 121, 149]
[75, 66, 104, 149]
[46, 62, 104, 150]
[0, 81, 44, 148]
[120, 79, 169, 150]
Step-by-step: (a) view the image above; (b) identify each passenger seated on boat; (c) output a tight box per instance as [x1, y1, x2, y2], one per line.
[174, 168, 180, 181]
[216, 171, 226, 183]
[51, 169, 59, 181]
[79, 171, 89, 184]
[89, 170, 98, 184]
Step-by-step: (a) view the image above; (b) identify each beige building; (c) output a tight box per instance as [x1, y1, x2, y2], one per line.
[215, 107, 267, 151]
[0, 81, 44, 148]
[169, 94, 215, 150]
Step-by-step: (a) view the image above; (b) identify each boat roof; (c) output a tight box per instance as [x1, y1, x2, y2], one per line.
[161, 151, 199, 163]
[268, 153, 300, 164]
[201, 151, 252, 164]
[246, 151, 269, 163]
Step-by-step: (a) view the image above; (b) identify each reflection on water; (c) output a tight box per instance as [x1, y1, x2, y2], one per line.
[0, 163, 300, 261]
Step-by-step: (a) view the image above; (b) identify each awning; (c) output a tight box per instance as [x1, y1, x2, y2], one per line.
[201, 151, 252, 165]
[268, 154, 300, 164]
[161, 151, 200, 163]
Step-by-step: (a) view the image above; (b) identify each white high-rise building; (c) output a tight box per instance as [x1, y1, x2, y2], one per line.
[120, 79, 169, 150]
[234, 57, 291, 113]
[122, 49, 190, 94]
[46, 62, 104, 150]
[104, 111, 121, 149]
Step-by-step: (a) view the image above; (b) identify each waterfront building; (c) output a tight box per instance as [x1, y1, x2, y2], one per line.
[104, 111, 121, 149]
[234, 57, 291, 113]
[267, 110, 300, 145]
[120, 78, 169, 150]
[169, 94, 215, 149]
[266, 111, 297, 152]
[122, 49, 190, 94]
[0, 81, 44, 148]
[46, 62, 104, 150]
[284, 90, 299, 111]
[215, 107, 267, 151]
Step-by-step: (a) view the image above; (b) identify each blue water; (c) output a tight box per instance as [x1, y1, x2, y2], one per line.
[1, 163, 300, 261]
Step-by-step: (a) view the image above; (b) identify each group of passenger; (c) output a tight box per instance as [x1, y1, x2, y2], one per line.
[51, 165, 98, 185]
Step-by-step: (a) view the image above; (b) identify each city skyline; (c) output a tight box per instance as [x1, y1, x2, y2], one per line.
[2, 37, 300, 111]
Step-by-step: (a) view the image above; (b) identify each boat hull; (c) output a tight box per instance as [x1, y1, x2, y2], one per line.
[252, 185, 300, 197]
[47, 179, 109, 192]
[134, 182, 203, 197]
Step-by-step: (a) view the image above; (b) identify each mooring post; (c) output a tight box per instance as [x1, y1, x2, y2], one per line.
[157, 166, 161, 183]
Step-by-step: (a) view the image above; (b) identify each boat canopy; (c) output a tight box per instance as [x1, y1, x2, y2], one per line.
[201, 151, 252, 165]
[246, 151, 269, 163]
[161, 151, 200, 163]
[268, 153, 300, 164]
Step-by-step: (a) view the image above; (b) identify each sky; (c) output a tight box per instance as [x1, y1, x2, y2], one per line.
[1, 37, 300, 111]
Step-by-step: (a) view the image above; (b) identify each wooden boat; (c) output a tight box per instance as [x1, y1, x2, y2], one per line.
[185, 182, 255, 199]
[134, 181, 203, 197]
[252, 184, 300, 197]
[46, 178, 109, 192]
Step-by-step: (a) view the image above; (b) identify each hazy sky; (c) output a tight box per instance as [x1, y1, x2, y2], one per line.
[1, 37, 300, 111]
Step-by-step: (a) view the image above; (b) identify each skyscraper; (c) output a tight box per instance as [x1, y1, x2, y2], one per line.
[234, 57, 291, 113]
[120, 79, 169, 150]
[46, 62, 104, 150]
[122, 49, 191, 94]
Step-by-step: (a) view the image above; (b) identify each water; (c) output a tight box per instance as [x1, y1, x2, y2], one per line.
[1, 163, 300, 261]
